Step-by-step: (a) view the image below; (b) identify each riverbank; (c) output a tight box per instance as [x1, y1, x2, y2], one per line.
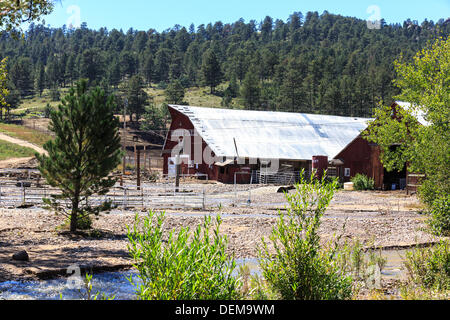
[0, 189, 443, 285]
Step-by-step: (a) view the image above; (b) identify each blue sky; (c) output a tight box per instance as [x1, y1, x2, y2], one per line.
[42, 0, 450, 31]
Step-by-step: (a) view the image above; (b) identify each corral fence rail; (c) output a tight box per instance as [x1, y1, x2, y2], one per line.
[252, 170, 312, 185]
[0, 182, 207, 210]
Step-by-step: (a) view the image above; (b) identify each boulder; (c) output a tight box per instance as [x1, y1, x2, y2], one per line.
[277, 186, 295, 193]
[12, 250, 29, 262]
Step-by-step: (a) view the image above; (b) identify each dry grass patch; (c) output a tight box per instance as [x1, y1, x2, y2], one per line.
[0, 123, 51, 146]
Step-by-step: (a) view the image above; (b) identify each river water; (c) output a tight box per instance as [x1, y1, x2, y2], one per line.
[0, 259, 260, 300]
[0, 252, 408, 300]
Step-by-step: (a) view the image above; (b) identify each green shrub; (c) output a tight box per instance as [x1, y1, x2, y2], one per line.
[50, 87, 60, 101]
[61, 214, 93, 231]
[258, 172, 353, 300]
[44, 103, 53, 118]
[427, 195, 450, 236]
[127, 211, 241, 300]
[403, 240, 450, 292]
[351, 174, 375, 191]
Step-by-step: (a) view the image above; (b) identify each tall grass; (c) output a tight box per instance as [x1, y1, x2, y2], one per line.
[127, 211, 241, 300]
[0, 123, 50, 146]
[0, 139, 36, 160]
[403, 241, 450, 291]
[257, 172, 354, 300]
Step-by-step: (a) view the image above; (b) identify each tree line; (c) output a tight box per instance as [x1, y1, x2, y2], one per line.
[1, 11, 449, 121]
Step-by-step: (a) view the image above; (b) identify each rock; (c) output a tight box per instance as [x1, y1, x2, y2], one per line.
[277, 186, 295, 193]
[12, 250, 29, 262]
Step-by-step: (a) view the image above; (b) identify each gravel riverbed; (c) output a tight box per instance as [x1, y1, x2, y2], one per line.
[0, 188, 443, 283]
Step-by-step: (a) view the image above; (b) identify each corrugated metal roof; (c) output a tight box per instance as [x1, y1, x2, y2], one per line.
[395, 101, 430, 126]
[169, 105, 373, 161]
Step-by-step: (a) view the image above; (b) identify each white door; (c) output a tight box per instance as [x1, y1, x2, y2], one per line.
[168, 157, 176, 177]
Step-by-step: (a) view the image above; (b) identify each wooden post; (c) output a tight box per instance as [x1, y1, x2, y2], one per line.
[143, 145, 147, 173]
[136, 148, 141, 191]
[175, 154, 180, 193]
[134, 144, 137, 171]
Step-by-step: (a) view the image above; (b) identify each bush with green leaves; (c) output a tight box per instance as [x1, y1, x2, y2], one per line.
[127, 211, 241, 300]
[258, 172, 354, 300]
[403, 240, 450, 296]
[427, 195, 450, 236]
[351, 174, 375, 191]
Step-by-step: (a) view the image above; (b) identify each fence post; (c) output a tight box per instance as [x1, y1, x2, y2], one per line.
[202, 188, 205, 210]
[124, 187, 127, 209]
[22, 183, 25, 205]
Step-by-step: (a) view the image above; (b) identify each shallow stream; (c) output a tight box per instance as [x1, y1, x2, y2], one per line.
[0, 251, 409, 300]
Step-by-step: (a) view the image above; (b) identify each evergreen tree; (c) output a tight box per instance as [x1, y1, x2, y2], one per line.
[120, 51, 137, 78]
[154, 48, 171, 83]
[37, 80, 122, 233]
[140, 102, 167, 133]
[108, 57, 122, 88]
[3, 80, 21, 120]
[65, 54, 76, 86]
[10, 57, 34, 98]
[0, 11, 448, 116]
[79, 48, 105, 84]
[261, 16, 274, 43]
[34, 63, 46, 97]
[142, 54, 154, 85]
[279, 58, 307, 112]
[165, 79, 186, 105]
[201, 48, 223, 94]
[124, 75, 149, 122]
[240, 66, 261, 110]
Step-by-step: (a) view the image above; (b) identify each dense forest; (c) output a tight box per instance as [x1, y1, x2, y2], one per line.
[1, 10, 449, 122]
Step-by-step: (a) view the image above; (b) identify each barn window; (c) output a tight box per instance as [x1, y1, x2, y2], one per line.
[344, 168, 351, 177]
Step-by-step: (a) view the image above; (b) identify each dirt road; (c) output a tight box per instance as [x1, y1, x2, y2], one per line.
[0, 133, 47, 155]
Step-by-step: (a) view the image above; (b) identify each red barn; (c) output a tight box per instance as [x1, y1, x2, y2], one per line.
[162, 105, 396, 187]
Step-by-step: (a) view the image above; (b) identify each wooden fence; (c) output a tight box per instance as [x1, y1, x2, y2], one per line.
[0, 182, 206, 210]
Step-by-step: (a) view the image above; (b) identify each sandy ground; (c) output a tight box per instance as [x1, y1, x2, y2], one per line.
[0, 187, 444, 284]
[0, 158, 35, 169]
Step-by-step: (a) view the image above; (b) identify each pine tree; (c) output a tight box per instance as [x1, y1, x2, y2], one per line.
[261, 16, 273, 43]
[165, 79, 186, 105]
[37, 80, 122, 233]
[279, 58, 307, 112]
[124, 75, 149, 122]
[34, 63, 46, 97]
[142, 54, 154, 85]
[10, 57, 34, 98]
[4, 80, 21, 120]
[201, 48, 223, 94]
[240, 66, 261, 110]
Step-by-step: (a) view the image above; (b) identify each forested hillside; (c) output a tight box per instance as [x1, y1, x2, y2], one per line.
[1, 11, 449, 119]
